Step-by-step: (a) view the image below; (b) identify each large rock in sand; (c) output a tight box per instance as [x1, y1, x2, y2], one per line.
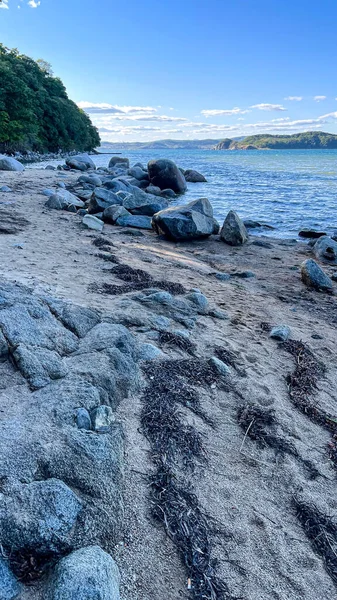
[148, 158, 187, 194]
[88, 188, 122, 213]
[220, 210, 248, 246]
[66, 154, 95, 171]
[0, 156, 24, 172]
[123, 187, 168, 216]
[49, 546, 120, 600]
[152, 197, 218, 241]
[313, 235, 337, 265]
[301, 259, 333, 292]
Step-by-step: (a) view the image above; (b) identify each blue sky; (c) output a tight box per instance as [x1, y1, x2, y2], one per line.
[1, 0, 337, 142]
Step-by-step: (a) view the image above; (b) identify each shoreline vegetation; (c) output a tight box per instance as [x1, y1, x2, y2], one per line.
[0, 45, 100, 155]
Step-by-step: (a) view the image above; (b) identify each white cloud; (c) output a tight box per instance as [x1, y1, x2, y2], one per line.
[284, 96, 303, 101]
[0, 0, 9, 8]
[314, 95, 326, 102]
[251, 103, 287, 111]
[28, 0, 40, 6]
[77, 101, 158, 115]
[201, 107, 249, 117]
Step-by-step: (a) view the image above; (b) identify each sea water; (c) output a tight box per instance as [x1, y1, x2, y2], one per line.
[28, 149, 337, 238]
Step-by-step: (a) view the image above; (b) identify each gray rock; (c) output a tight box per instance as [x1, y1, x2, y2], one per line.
[66, 154, 96, 171]
[184, 169, 207, 183]
[186, 291, 209, 312]
[152, 197, 217, 241]
[270, 325, 291, 342]
[301, 259, 333, 292]
[116, 214, 152, 230]
[45, 164, 56, 170]
[108, 157, 129, 169]
[210, 356, 231, 376]
[57, 181, 66, 189]
[103, 205, 130, 224]
[220, 210, 248, 246]
[0, 558, 22, 600]
[78, 174, 102, 187]
[13, 344, 67, 390]
[244, 220, 274, 230]
[82, 215, 104, 231]
[42, 188, 56, 197]
[138, 343, 164, 360]
[76, 407, 92, 430]
[91, 405, 115, 432]
[49, 546, 120, 600]
[0, 478, 82, 555]
[146, 185, 162, 196]
[45, 192, 84, 211]
[298, 229, 326, 239]
[123, 187, 169, 216]
[232, 271, 256, 279]
[313, 236, 337, 265]
[0, 185, 12, 192]
[128, 167, 149, 181]
[148, 159, 187, 194]
[88, 188, 122, 213]
[215, 272, 231, 281]
[0, 156, 24, 172]
[161, 188, 177, 198]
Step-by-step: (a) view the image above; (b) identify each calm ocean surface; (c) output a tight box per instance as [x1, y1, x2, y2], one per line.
[29, 149, 337, 238]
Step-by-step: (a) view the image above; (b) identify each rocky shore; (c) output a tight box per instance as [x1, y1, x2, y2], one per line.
[0, 158, 337, 600]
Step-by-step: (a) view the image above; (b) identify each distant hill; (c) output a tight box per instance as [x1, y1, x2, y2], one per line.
[100, 139, 222, 150]
[0, 45, 100, 154]
[214, 131, 337, 150]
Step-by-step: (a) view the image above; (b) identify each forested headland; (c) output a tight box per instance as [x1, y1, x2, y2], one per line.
[0, 45, 100, 154]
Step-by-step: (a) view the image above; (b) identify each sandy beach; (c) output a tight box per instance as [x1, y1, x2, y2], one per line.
[0, 167, 337, 600]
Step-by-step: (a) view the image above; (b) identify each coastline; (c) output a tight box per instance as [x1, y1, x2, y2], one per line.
[0, 167, 337, 599]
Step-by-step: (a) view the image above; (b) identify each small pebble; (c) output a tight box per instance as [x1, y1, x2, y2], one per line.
[269, 325, 291, 342]
[75, 407, 92, 430]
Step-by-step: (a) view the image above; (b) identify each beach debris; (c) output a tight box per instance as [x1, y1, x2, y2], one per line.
[220, 210, 248, 246]
[300, 259, 333, 291]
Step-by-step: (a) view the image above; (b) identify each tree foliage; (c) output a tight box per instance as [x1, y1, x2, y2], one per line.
[0, 45, 100, 153]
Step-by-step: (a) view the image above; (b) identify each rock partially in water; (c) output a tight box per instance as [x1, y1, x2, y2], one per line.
[298, 229, 327, 239]
[220, 210, 248, 246]
[109, 156, 129, 169]
[148, 158, 187, 194]
[49, 546, 120, 600]
[184, 169, 207, 183]
[301, 259, 333, 292]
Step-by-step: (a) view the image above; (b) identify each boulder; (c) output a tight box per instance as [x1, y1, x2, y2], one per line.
[148, 159, 187, 194]
[116, 214, 152, 230]
[301, 259, 333, 292]
[220, 211, 248, 246]
[49, 546, 120, 600]
[123, 188, 169, 216]
[184, 169, 207, 183]
[0, 558, 22, 600]
[88, 188, 122, 213]
[161, 188, 177, 198]
[0, 478, 82, 555]
[82, 215, 104, 231]
[298, 230, 327, 239]
[127, 167, 149, 181]
[108, 156, 129, 169]
[103, 205, 130, 224]
[146, 185, 162, 196]
[45, 193, 84, 211]
[152, 198, 218, 241]
[66, 154, 95, 171]
[78, 174, 102, 187]
[313, 236, 337, 264]
[0, 156, 24, 172]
